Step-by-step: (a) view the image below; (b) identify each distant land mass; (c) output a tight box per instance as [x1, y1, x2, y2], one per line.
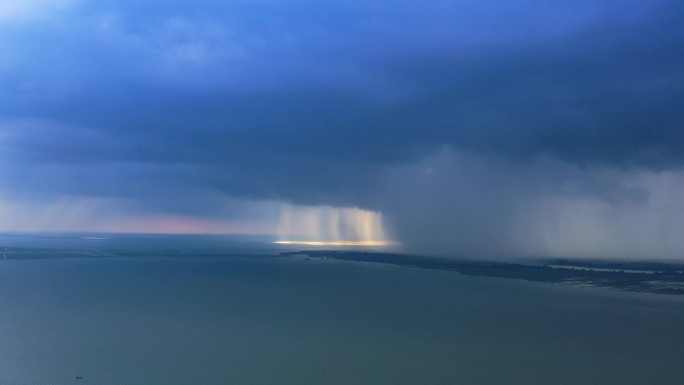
[3, 244, 684, 295]
[282, 251, 684, 296]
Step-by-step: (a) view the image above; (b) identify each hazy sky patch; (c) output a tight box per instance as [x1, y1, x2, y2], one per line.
[2, 0, 683, 258]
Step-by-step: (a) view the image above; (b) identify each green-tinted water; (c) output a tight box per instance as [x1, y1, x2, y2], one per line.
[1, 255, 683, 384]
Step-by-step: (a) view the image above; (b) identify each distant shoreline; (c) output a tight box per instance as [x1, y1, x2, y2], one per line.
[282, 250, 684, 296]
[3, 243, 684, 295]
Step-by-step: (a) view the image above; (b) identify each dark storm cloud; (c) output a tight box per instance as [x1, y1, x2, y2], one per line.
[1, 0, 683, 213]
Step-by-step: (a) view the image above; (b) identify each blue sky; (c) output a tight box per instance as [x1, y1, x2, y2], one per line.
[1, 0, 683, 258]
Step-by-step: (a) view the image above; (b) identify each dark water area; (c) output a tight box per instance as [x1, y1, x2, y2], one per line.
[1, 235, 684, 384]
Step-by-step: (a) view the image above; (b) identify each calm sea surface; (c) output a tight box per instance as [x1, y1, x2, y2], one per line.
[1, 238, 684, 384]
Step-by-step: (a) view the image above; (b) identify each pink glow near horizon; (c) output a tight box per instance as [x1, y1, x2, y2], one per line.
[0, 196, 278, 235]
[100, 215, 278, 235]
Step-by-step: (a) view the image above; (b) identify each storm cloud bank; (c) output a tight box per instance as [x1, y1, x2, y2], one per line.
[377, 149, 684, 259]
[1, 0, 684, 258]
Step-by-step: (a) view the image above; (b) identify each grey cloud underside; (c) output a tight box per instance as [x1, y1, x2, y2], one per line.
[2, 0, 683, 209]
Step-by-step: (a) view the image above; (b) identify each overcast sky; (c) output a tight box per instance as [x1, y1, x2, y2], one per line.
[1, 0, 683, 259]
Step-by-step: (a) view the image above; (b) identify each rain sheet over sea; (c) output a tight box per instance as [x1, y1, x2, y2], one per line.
[1, 234, 684, 385]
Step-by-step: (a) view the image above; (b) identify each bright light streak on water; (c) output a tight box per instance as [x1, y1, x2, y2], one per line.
[276, 204, 392, 246]
[274, 240, 391, 246]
